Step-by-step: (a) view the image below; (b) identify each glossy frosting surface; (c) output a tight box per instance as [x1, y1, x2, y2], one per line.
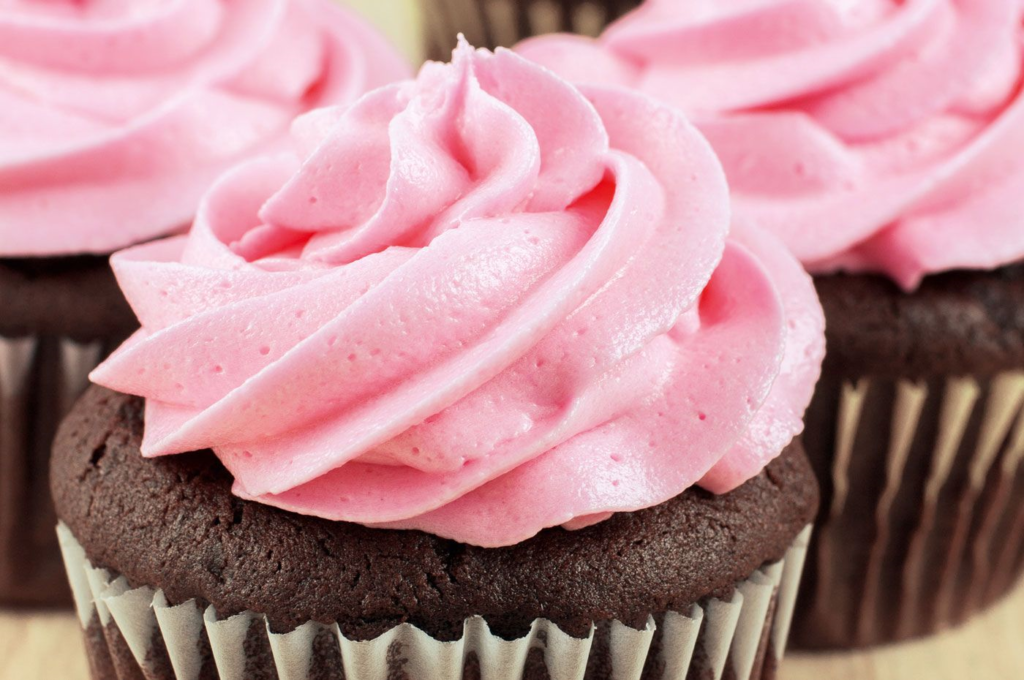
[0, 0, 409, 256]
[519, 0, 1024, 289]
[92, 43, 825, 546]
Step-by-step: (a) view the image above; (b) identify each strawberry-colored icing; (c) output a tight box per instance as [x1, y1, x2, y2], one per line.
[91, 43, 824, 546]
[0, 0, 409, 256]
[518, 0, 1024, 290]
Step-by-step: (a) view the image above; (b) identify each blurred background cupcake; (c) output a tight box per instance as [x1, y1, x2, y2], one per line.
[52, 43, 824, 678]
[519, 0, 1024, 648]
[0, 0, 408, 609]
[419, 0, 640, 60]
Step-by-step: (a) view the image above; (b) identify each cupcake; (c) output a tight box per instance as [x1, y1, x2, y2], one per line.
[52, 42, 825, 679]
[419, 0, 641, 60]
[519, 0, 1024, 648]
[0, 0, 409, 608]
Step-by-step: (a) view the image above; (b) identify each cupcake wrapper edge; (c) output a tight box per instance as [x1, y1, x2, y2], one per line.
[797, 370, 1024, 647]
[58, 522, 812, 680]
[1, 334, 104, 606]
[421, 0, 635, 61]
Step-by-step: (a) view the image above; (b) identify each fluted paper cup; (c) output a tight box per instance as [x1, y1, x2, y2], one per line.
[420, 0, 639, 61]
[795, 371, 1024, 648]
[58, 523, 811, 680]
[0, 335, 110, 607]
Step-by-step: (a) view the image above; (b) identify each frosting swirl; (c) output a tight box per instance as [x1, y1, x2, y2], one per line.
[0, 0, 409, 257]
[519, 0, 1024, 290]
[91, 42, 824, 546]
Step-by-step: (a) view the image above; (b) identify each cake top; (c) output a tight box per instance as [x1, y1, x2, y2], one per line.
[519, 0, 1024, 290]
[91, 41, 825, 547]
[0, 0, 409, 257]
[53, 387, 818, 636]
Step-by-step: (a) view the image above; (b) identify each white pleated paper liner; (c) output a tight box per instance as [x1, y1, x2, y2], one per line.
[421, 0, 640, 60]
[0, 335, 104, 606]
[796, 370, 1024, 649]
[59, 522, 811, 680]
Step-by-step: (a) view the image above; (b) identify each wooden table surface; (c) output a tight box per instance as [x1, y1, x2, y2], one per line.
[2, 583, 1022, 679]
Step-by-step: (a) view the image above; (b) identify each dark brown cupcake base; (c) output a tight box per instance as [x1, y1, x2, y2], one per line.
[63, 525, 809, 680]
[52, 386, 817, 639]
[52, 385, 817, 677]
[794, 265, 1024, 649]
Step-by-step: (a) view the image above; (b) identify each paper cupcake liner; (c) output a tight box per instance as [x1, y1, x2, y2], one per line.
[794, 371, 1024, 649]
[0, 334, 109, 607]
[58, 522, 811, 680]
[421, 0, 640, 61]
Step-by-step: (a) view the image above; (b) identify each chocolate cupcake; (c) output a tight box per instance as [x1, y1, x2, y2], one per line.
[521, 0, 1024, 648]
[420, 0, 641, 60]
[53, 43, 824, 678]
[55, 387, 817, 680]
[0, 0, 409, 608]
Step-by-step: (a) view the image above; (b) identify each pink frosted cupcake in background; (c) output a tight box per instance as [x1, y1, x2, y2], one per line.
[0, 0, 408, 608]
[520, 0, 1024, 648]
[51, 42, 825, 679]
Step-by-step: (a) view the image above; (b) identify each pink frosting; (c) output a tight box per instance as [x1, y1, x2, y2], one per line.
[518, 0, 1024, 290]
[0, 0, 409, 257]
[91, 42, 825, 547]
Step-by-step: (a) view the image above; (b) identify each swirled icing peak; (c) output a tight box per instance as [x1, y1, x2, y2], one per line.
[0, 0, 409, 257]
[91, 42, 825, 546]
[519, 0, 1024, 290]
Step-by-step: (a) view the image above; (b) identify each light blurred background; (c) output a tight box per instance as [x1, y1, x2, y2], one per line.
[343, 0, 425, 64]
